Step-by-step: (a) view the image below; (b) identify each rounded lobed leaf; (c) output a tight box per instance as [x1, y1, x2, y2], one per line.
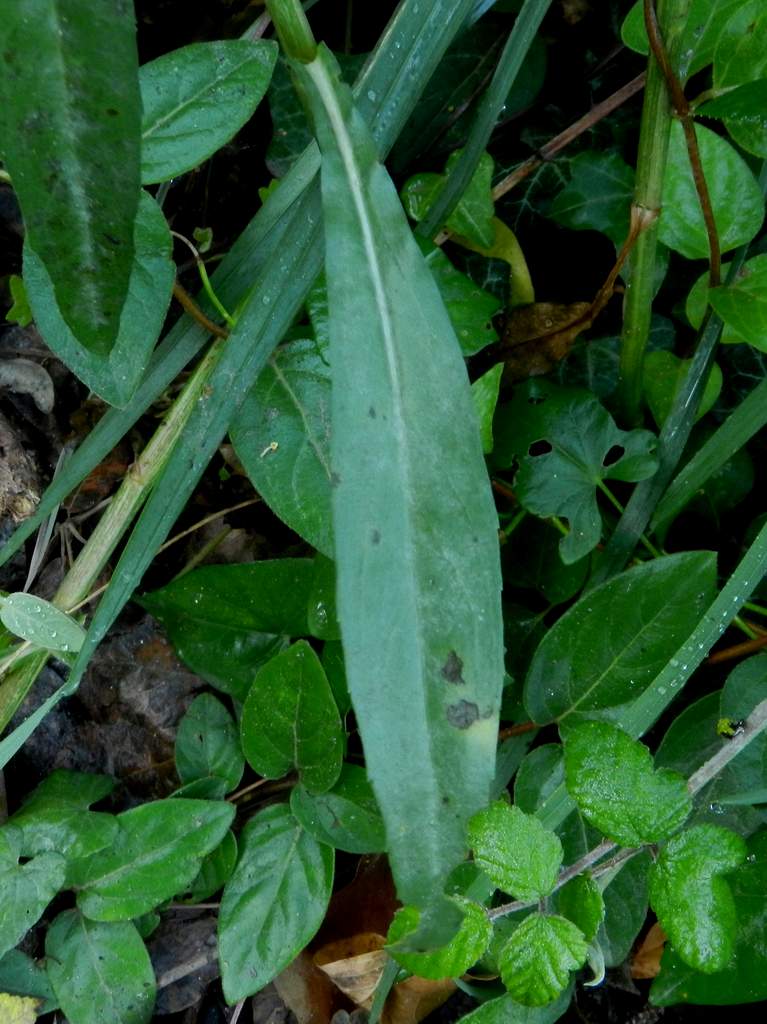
[386, 898, 492, 979]
[467, 801, 562, 901]
[175, 693, 244, 793]
[498, 913, 588, 1007]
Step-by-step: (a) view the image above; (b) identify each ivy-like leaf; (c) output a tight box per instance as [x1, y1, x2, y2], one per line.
[552, 875, 604, 943]
[69, 799, 234, 920]
[139, 560, 315, 699]
[659, 121, 764, 258]
[524, 552, 717, 724]
[642, 350, 722, 428]
[289, 764, 387, 853]
[493, 379, 658, 563]
[0, 829, 66, 959]
[498, 914, 587, 1007]
[241, 641, 344, 794]
[218, 803, 333, 1002]
[387, 899, 492, 979]
[175, 693, 244, 793]
[564, 721, 691, 846]
[548, 151, 634, 246]
[401, 150, 496, 247]
[46, 911, 155, 1024]
[140, 40, 278, 183]
[467, 801, 562, 901]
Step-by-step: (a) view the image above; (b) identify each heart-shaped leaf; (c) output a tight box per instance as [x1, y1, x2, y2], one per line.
[289, 764, 387, 853]
[685, 260, 747, 346]
[401, 150, 496, 247]
[467, 801, 562, 901]
[498, 913, 587, 1007]
[548, 151, 634, 246]
[649, 824, 746, 973]
[493, 379, 658, 563]
[709, 255, 767, 352]
[387, 899, 492, 979]
[642, 350, 722, 428]
[712, 3, 767, 157]
[0, 829, 66, 959]
[563, 721, 691, 846]
[175, 693, 244, 793]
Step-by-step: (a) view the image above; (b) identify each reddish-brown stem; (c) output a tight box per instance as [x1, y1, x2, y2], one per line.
[498, 721, 539, 739]
[707, 633, 767, 665]
[172, 281, 230, 339]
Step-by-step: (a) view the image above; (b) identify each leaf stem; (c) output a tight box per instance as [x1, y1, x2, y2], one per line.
[266, 0, 318, 63]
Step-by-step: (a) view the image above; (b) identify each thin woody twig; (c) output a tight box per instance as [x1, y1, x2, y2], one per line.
[172, 281, 230, 339]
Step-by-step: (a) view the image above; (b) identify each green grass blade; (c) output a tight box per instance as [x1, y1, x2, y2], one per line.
[417, 0, 552, 240]
[294, 45, 504, 909]
[652, 377, 767, 534]
[0, 0, 141, 354]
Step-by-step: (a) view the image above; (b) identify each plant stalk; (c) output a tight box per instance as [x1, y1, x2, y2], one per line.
[266, 0, 317, 63]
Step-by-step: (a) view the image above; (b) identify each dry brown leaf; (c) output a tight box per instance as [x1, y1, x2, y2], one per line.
[274, 950, 339, 1024]
[315, 934, 388, 1009]
[631, 922, 667, 979]
[500, 301, 593, 382]
[382, 976, 456, 1024]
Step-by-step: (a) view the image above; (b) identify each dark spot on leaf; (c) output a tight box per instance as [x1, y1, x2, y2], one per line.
[371, 528, 381, 545]
[103, 233, 122, 246]
[105, 108, 119, 116]
[528, 439, 552, 457]
[442, 795, 450, 806]
[330, 471, 341, 487]
[602, 444, 625, 467]
[446, 700, 479, 729]
[368, 405, 377, 418]
[441, 650, 465, 684]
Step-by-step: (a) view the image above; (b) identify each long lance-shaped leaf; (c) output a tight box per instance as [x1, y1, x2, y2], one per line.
[0, 0, 480, 767]
[0, 0, 141, 354]
[292, 44, 504, 909]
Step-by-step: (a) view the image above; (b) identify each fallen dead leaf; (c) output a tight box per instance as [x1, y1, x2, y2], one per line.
[315, 933, 387, 1009]
[631, 922, 667, 979]
[500, 301, 593, 382]
[274, 950, 338, 1024]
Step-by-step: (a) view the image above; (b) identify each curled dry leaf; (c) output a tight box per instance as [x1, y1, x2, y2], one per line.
[630, 922, 667, 979]
[315, 933, 388, 1009]
[499, 301, 593, 381]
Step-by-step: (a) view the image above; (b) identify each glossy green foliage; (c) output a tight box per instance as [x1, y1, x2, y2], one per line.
[8, 770, 116, 860]
[46, 912, 155, 1024]
[177, 830, 238, 904]
[218, 803, 333, 1002]
[524, 552, 716, 724]
[68, 799, 234, 920]
[498, 914, 587, 1007]
[140, 40, 277, 183]
[548, 152, 634, 246]
[293, 45, 504, 910]
[649, 825, 746, 973]
[710, 255, 767, 352]
[652, 829, 767, 1005]
[552, 875, 604, 943]
[659, 121, 764, 259]
[642, 351, 722, 428]
[289, 764, 387, 853]
[493, 380, 658, 563]
[686, 260, 746, 346]
[712, 2, 767, 157]
[175, 694, 244, 793]
[306, 554, 341, 640]
[139, 560, 314, 699]
[0, 593, 84, 654]
[0, 829, 65, 959]
[467, 801, 562, 901]
[472, 365, 504, 454]
[241, 640, 343, 793]
[596, 852, 651, 967]
[24, 190, 175, 407]
[459, 988, 572, 1024]
[387, 900, 492, 979]
[401, 150, 496, 246]
[0, 0, 141, 354]
[564, 721, 691, 846]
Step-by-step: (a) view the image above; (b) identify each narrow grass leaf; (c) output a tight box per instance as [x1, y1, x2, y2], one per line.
[294, 45, 504, 908]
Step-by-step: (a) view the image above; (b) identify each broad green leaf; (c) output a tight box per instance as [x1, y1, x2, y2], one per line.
[564, 721, 691, 846]
[649, 825, 746, 972]
[524, 552, 716, 724]
[241, 640, 343, 793]
[307, 554, 341, 641]
[0, 0, 141, 354]
[9, 769, 117, 860]
[472, 364, 504, 454]
[698, 80, 767, 127]
[713, 3, 767, 157]
[686, 260, 747, 346]
[642, 350, 722, 428]
[0, 950, 57, 1014]
[139, 559, 315, 700]
[172, 776, 228, 801]
[24, 190, 175, 407]
[493, 379, 658, 564]
[552, 875, 604, 943]
[659, 121, 764, 259]
[140, 40, 278, 183]
[46, 912, 155, 1024]
[418, 239, 502, 356]
[548, 152, 634, 246]
[175, 693, 244, 793]
[293, 45, 504, 909]
[322, 640, 352, 716]
[709, 255, 767, 352]
[401, 150, 496, 247]
[68, 798, 234, 920]
[498, 914, 587, 1007]
[289, 764, 387, 853]
[0, 829, 66, 959]
[458, 988, 572, 1024]
[467, 801, 562, 901]
[0, 593, 84, 654]
[387, 900, 492, 979]
[177, 830, 238, 904]
[218, 803, 333, 1002]
[230, 340, 334, 557]
[652, 828, 767, 1005]
[621, 0, 745, 79]
[595, 851, 651, 967]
